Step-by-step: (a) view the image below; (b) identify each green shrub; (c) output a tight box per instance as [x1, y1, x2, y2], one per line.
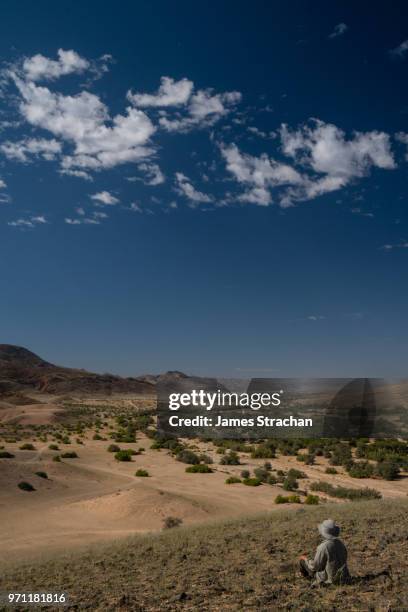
[287, 494, 301, 503]
[242, 477, 262, 486]
[283, 476, 298, 491]
[93, 433, 103, 440]
[108, 444, 121, 453]
[18, 481, 35, 491]
[135, 469, 149, 477]
[253, 467, 269, 482]
[330, 443, 352, 467]
[177, 449, 200, 465]
[220, 451, 240, 465]
[114, 450, 133, 462]
[240, 470, 250, 479]
[163, 516, 183, 529]
[348, 461, 374, 478]
[325, 467, 338, 474]
[376, 460, 400, 480]
[287, 468, 306, 479]
[267, 474, 278, 485]
[304, 494, 319, 505]
[61, 451, 78, 459]
[251, 445, 275, 459]
[19, 443, 36, 450]
[309, 481, 381, 501]
[48, 444, 59, 450]
[186, 464, 213, 473]
[35, 471, 48, 479]
[0, 451, 14, 458]
[264, 461, 272, 471]
[275, 494, 289, 504]
[225, 476, 241, 484]
[199, 453, 213, 464]
[53, 455, 61, 462]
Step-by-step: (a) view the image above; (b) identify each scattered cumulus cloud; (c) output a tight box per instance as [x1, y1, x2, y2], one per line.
[220, 120, 395, 207]
[8, 215, 47, 228]
[128, 77, 194, 107]
[22, 49, 90, 82]
[1, 138, 61, 162]
[174, 172, 212, 204]
[328, 23, 348, 39]
[136, 162, 166, 187]
[220, 143, 303, 206]
[90, 191, 119, 205]
[381, 241, 408, 250]
[389, 40, 408, 59]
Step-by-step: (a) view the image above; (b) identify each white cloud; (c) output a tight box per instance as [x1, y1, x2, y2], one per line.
[1, 137, 61, 162]
[0, 179, 6, 189]
[279, 120, 395, 202]
[90, 191, 119, 205]
[220, 142, 303, 206]
[174, 172, 212, 204]
[159, 90, 241, 132]
[10, 71, 155, 173]
[23, 49, 89, 82]
[220, 120, 395, 207]
[389, 40, 408, 59]
[395, 131, 408, 159]
[129, 202, 142, 212]
[128, 77, 194, 107]
[307, 315, 326, 321]
[381, 241, 408, 250]
[65, 210, 107, 225]
[8, 215, 47, 228]
[128, 77, 241, 133]
[131, 162, 165, 185]
[329, 23, 348, 39]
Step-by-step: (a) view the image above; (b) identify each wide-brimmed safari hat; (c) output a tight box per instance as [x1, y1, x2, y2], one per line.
[318, 519, 340, 539]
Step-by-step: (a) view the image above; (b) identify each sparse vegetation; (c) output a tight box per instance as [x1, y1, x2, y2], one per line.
[19, 443, 36, 450]
[185, 464, 213, 473]
[242, 477, 262, 486]
[114, 450, 133, 462]
[107, 444, 120, 452]
[35, 471, 48, 479]
[220, 451, 240, 465]
[162, 516, 183, 529]
[304, 494, 319, 505]
[135, 469, 149, 477]
[310, 481, 381, 501]
[61, 451, 78, 459]
[225, 476, 241, 484]
[18, 481, 35, 491]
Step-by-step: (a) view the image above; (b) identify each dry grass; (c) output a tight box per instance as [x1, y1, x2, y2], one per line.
[2, 498, 408, 611]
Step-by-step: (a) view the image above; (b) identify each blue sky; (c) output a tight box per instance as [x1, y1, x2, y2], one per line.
[0, 1, 407, 377]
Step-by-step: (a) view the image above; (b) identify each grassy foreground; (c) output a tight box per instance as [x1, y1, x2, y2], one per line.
[2, 499, 408, 611]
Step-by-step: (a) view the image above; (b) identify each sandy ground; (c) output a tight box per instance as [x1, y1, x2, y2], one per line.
[0, 409, 407, 564]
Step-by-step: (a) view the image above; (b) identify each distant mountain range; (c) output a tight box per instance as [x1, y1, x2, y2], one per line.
[0, 344, 162, 396]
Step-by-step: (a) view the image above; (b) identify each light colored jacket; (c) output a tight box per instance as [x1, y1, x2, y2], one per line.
[306, 537, 349, 584]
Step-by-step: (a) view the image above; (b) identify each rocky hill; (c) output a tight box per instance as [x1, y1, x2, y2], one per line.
[0, 344, 154, 396]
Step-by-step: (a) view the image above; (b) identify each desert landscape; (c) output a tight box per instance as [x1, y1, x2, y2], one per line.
[1, 345, 407, 609]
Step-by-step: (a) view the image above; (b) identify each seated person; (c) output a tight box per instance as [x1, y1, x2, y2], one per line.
[299, 519, 350, 586]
